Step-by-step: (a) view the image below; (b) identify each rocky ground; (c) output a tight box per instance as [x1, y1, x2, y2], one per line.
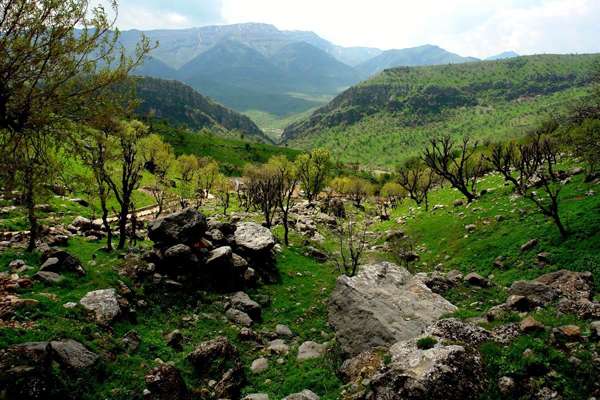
[1, 167, 599, 399]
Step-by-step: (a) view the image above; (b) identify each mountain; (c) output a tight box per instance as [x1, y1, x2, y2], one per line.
[486, 51, 520, 61]
[356, 44, 479, 77]
[133, 56, 176, 80]
[283, 54, 600, 167]
[131, 76, 272, 143]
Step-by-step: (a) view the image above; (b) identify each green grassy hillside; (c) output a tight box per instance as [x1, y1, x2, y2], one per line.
[283, 54, 600, 167]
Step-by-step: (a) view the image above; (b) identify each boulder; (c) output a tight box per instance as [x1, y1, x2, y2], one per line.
[520, 239, 539, 252]
[213, 364, 245, 399]
[79, 288, 121, 324]
[72, 216, 92, 231]
[508, 280, 558, 306]
[267, 339, 290, 355]
[243, 394, 269, 400]
[304, 246, 328, 263]
[148, 208, 207, 248]
[206, 246, 233, 265]
[165, 330, 183, 351]
[535, 270, 594, 302]
[276, 324, 293, 337]
[520, 316, 545, 333]
[40, 249, 85, 276]
[251, 357, 269, 373]
[283, 389, 320, 400]
[327, 262, 457, 356]
[50, 339, 98, 370]
[464, 272, 490, 288]
[339, 351, 384, 383]
[33, 271, 64, 284]
[234, 222, 275, 252]
[367, 339, 486, 400]
[0, 341, 53, 400]
[329, 198, 346, 218]
[229, 291, 261, 321]
[187, 336, 239, 374]
[144, 364, 190, 400]
[427, 318, 492, 346]
[225, 308, 253, 327]
[297, 341, 326, 361]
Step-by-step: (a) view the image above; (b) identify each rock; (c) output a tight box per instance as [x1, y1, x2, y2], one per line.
[187, 336, 239, 374]
[537, 252, 551, 264]
[229, 291, 261, 320]
[234, 222, 275, 252]
[327, 262, 457, 356]
[239, 327, 261, 342]
[79, 288, 121, 324]
[329, 198, 346, 218]
[304, 246, 328, 262]
[33, 271, 64, 284]
[590, 321, 600, 339]
[267, 339, 289, 355]
[465, 224, 476, 233]
[232, 253, 249, 268]
[464, 272, 490, 288]
[9, 259, 26, 272]
[70, 198, 89, 207]
[0, 341, 53, 399]
[50, 339, 99, 370]
[276, 324, 293, 337]
[148, 208, 207, 248]
[205, 228, 225, 243]
[213, 364, 244, 399]
[553, 325, 582, 342]
[498, 376, 516, 395]
[535, 270, 594, 302]
[508, 280, 558, 306]
[72, 216, 92, 231]
[418, 272, 455, 294]
[520, 316, 545, 333]
[339, 351, 384, 383]
[446, 270, 463, 283]
[367, 339, 485, 400]
[206, 246, 233, 265]
[144, 364, 190, 400]
[163, 244, 197, 265]
[297, 341, 326, 361]
[243, 267, 257, 286]
[520, 239, 539, 252]
[505, 294, 536, 311]
[225, 308, 253, 327]
[453, 199, 465, 207]
[427, 318, 492, 346]
[165, 330, 183, 351]
[122, 330, 141, 352]
[40, 257, 60, 272]
[251, 357, 269, 373]
[243, 394, 269, 400]
[40, 249, 85, 276]
[282, 389, 320, 400]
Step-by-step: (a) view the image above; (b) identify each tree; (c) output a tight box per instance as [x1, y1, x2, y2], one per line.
[397, 158, 434, 210]
[174, 154, 200, 208]
[214, 174, 233, 216]
[269, 155, 299, 246]
[243, 164, 279, 228]
[334, 216, 368, 277]
[105, 120, 149, 249]
[566, 119, 600, 175]
[141, 134, 175, 217]
[380, 182, 406, 209]
[331, 176, 373, 208]
[423, 136, 483, 202]
[296, 148, 331, 202]
[197, 159, 220, 206]
[0, 0, 152, 250]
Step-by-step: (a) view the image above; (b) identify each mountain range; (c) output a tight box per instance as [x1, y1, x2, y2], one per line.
[122, 23, 518, 121]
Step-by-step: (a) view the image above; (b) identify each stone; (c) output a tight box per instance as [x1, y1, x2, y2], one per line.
[148, 208, 207, 248]
[505, 295, 536, 311]
[590, 321, 600, 339]
[367, 339, 486, 400]
[187, 336, 239, 374]
[144, 364, 190, 400]
[0, 341, 53, 399]
[243, 394, 269, 400]
[70, 198, 89, 207]
[72, 216, 93, 231]
[508, 280, 558, 306]
[230, 291, 261, 320]
[251, 357, 269, 373]
[267, 339, 289, 355]
[79, 288, 121, 324]
[464, 272, 490, 288]
[276, 324, 293, 337]
[166, 330, 183, 351]
[520, 239, 539, 252]
[553, 325, 582, 342]
[8, 259, 26, 271]
[520, 316, 545, 333]
[40, 249, 85, 276]
[537, 252, 552, 264]
[122, 330, 141, 352]
[498, 376, 516, 395]
[225, 308, 253, 327]
[282, 389, 320, 400]
[427, 318, 492, 346]
[213, 364, 244, 399]
[339, 351, 384, 383]
[417, 271, 455, 294]
[329, 198, 346, 218]
[453, 199, 465, 207]
[163, 244, 196, 264]
[327, 262, 457, 356]
[234, 222, 275, 252]
[206, 246, 233, 265]
[465, 224, 476, 233]
[297, 341, 326, 361]
[50, 339, 99, 370]
[304, 246, 328, 262]
[232, 253, 249, 268]
[33, 271, 64, 284]
[535, 270, 594, 302]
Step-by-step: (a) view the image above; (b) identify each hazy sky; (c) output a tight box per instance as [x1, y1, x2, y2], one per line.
[112, 0, 600, 58]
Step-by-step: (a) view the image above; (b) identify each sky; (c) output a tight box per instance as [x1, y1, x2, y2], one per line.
[110, 0, 600, 58]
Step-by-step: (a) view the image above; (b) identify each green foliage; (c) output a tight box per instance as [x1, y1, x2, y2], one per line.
[416, 336, 438, 350]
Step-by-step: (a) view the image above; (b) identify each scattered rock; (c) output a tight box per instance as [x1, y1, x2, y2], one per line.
[122, 330, 141, 353]
[553, 325, 582, 342]
[520, 239, 539, 252]
[33, 271, 64, 284]
[464, 272, 490, 288]
[148, 208, 207, 248]
[251, 357, 269, 374]
[339, 351, 383, 383]
[166, 330, 183, 351]
[297, 341, 326, 361]
[328, 262, 457, 356]
[276, 324, 293, 337]
[243, 394, 269, 400]
[282, 389, 320, 400]
[50, 339, 99, 370]
[206, 246, 233, 265]
[40, 249, 85, 276]
[498, 376, 516, 396]
[79, 288, 121, 324]
[267, 339, 289, 355]
[427, 318, 492, 346]
[234, 222, 275, 252]
[187, 336, 239, 374]
[229, 291, 261, 321]
[520, 316, 545, 333]
[590, 321, 600, 339]
[144, 364, 190, 400]
[465, 224, 476, 233]
[225, 308, 253, 327]
[304, 246, 328, 262]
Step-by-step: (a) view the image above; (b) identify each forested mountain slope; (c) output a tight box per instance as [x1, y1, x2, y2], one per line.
[283, 54, 600, 166]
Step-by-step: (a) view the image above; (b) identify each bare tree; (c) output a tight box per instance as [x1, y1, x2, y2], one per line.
[397, 159, 434, 210]
[334, 216, 369, 277]
[423, 136, 483, 202]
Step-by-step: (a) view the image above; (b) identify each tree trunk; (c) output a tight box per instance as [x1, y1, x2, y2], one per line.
[100, 195, 112, 251]
[117, 196, 129, 249]
[25, 170, 38, 252]
[283, 210, 289, 246]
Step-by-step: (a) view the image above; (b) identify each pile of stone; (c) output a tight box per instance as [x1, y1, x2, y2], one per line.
[66, 216, 107, 240]
[140, 209, 278, 292]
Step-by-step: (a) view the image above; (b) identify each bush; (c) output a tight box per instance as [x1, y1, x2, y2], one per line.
[416, 336, 438, 350]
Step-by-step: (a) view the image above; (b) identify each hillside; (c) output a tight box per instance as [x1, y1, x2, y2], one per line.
[283, 54, 600, 166]
[132, 77, 273, 143]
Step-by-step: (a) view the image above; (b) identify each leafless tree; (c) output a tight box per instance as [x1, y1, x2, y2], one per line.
[397, 159, 434, 210]
[334, 216, 369, 277]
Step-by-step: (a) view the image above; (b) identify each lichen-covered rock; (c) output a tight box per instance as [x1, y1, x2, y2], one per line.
[229, 291, 261, 321]
[0, 342, 53, 400]
[234, 222, 275, 252]
[225, 308, 253, 326]
[283, 389, 320, 400]
[50, 339, 98, 370]
[328, 262, 457, 356]
[366, 339, 486, 400]
[186, 336, 239, 375]
[79, 288, 121, 324]
[213, 364, 245, 399]
[40, 249, 85, 276]
[297, 341, 326, 361]
[427, 318, 492, 346]
[144, 364, 190, 400]
[148, 208, 207, 248]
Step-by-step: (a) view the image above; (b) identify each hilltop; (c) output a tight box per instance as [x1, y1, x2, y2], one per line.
[283, 54, 600, 167]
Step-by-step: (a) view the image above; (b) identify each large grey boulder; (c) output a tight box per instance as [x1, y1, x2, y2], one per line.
[148, 208, 207, 248]
[328, 262, 457, 356]
[79, 288, 120, 324]
[0, 341, 53, 399]
[234, 222, 275, 252]
[50, 339, 99, 370]
[229, 291, 261, 320]
[366, 339, 486, 400]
